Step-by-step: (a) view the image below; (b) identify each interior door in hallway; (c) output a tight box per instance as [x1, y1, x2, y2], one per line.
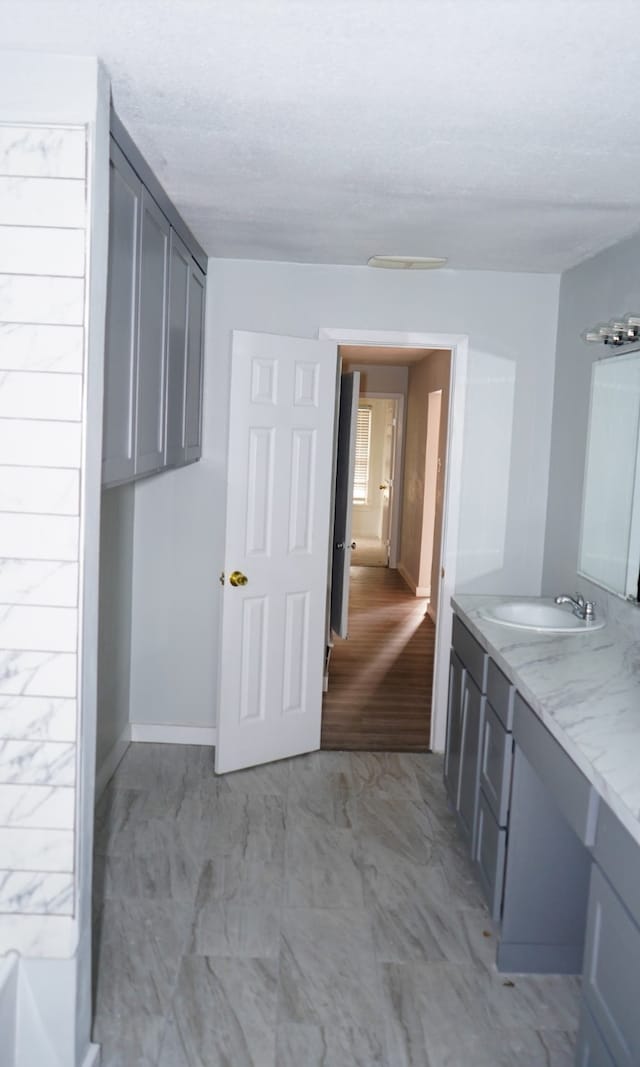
[216, 330, 338, 774]
[330, 370, 360, 637]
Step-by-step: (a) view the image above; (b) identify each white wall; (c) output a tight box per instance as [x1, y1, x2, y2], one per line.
[399, 351, 451, 603]
[131, 258, 560, 730]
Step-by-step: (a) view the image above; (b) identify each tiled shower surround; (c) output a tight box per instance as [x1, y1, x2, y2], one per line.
[0, 123, 87, 956]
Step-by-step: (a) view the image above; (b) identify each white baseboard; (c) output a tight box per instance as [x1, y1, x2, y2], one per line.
[82, 1043, 100, 1067]
[397, 563, 430, 599]
[94, 725, 131, 802]
[397, 562, 415, 592]
[129, 723, 217, 746]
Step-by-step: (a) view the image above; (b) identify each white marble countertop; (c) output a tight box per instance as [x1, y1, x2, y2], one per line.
[451, 594, 640, 849]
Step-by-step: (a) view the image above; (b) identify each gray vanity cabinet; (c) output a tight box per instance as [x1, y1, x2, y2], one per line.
[445, 617, 488, 856]
[102, 142, 141, 485]
[474, 660, 514, 919]
[444, 650, 465, 807]
[577, 803, 640, 1066]
[135, 189, 170, 477]
[576, 1006, 616, 1067]
[457, 672, 485, 853]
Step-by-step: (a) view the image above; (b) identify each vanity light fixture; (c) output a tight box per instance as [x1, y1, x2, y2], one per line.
[582, 313, 640, 349]
[367, 255, 448, 270]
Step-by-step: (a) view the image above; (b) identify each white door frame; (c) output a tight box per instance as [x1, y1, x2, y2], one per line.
[319, 327, 468, 754]
[358, 391, 405, 568]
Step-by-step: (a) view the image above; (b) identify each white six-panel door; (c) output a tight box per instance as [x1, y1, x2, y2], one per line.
[215, 330, 338, 774]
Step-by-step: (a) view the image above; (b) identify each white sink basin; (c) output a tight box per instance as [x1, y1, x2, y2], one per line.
[481, 599, 606, 634]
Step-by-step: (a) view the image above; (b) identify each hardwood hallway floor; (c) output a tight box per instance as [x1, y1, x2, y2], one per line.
[321, 566, 435, 751]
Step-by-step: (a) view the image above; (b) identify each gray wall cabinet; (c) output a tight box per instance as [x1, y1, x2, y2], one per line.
[184, 261, 205, 463]
[135, 189, 170, 477]
[102, 142, 141, 485]
[165, 229, 191, 468]
[103, 120, 207, 488]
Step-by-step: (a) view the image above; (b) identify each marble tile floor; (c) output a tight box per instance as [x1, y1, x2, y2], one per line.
[92, 744, 580, 1066]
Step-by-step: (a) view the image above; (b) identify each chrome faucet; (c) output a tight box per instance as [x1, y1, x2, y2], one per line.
[554, 592, 596, 622]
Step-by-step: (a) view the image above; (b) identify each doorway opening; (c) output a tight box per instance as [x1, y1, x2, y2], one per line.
[351, 394, 401, 568]
[322, 342, 452, 751]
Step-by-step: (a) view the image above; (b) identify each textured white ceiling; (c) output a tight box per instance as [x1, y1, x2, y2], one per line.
[2, 1, 640, 272]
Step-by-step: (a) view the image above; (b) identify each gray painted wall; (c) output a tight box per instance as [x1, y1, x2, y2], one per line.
[542, 231, 640, 594]
[131, 258, 560, 730]
[96, 484, 135, 772]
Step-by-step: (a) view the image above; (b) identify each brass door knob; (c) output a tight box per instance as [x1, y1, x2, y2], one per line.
[229, 570, 248, 587]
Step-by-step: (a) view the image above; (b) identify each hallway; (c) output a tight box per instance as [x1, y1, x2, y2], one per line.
[92, 744, 579, 1066]
[322, 566, 434, 751]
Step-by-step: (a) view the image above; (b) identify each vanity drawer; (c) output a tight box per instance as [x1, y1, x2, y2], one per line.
[486, 659, 515, 729]
[480, 703, 513, 826]
[513, 694, 599, 846]
[594, 803, 640, 928]
[576, 1005, 616, 1067]
[452, 615, 488, 693]
[475, 790, 506, 921]
[582, 865, 640, 1067]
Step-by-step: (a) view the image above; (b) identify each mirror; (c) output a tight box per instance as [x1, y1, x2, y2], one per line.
[579, 349, 640, 600]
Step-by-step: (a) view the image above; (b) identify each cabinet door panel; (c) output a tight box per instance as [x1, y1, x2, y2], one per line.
[583, 866, 640, 1067]
[444, 650, 465, 808]
[184, 262, 205, 462]
[103, 141, 141, 485]
[135, 189, 169, 476]
[480, 702, 513, 826]
[457, 673, 485, 856]
[475, 790, 507, 921]
[576, 1005, 616, 1067]
[165, 229, 190, 467]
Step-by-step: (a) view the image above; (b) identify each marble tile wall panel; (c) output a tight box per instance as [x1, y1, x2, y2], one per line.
[0, 275, 85, 325]
[0, 467, 80, 516]
[0, 126, 86, 179]
[0, 827, 73, 871]
[0, 740, 76, 786]
[0, 226, 85, 276]
[0, 870, 74, 914]
[0, 561, 79, 607]
[0, 323, 84, 373]
[0, 605, 78, 652]
[0, 514, 79, 560]
[0, 176, 85, 228]
[0, 695, 76, 741]
[0, 370, 82, 421]
[0, 651, 77, 698]
[0, 914, 75, 957]
[0, 123, 87, 937]
[0, 784, 74, 829]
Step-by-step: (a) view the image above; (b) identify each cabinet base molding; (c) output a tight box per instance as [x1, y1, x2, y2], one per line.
[497, 940, 584, 976]
[129, 722, 217, 746]
[95, 725, 132, 802]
